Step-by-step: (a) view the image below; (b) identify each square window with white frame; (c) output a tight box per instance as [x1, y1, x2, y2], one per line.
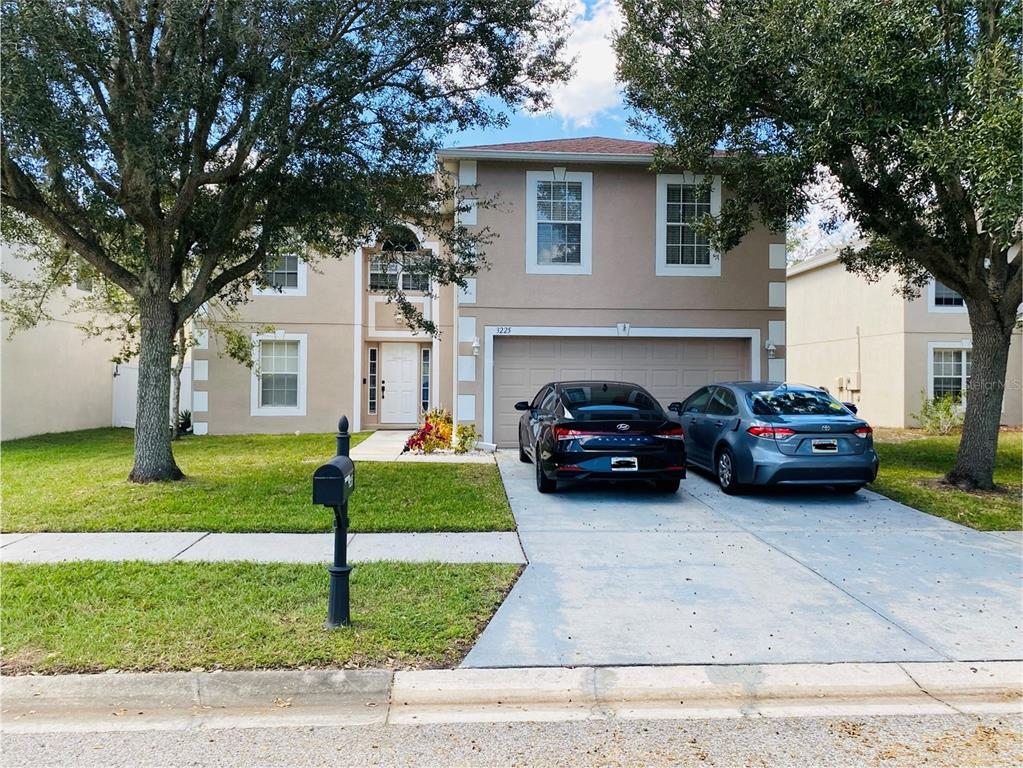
[665, 183, 712, 266]
[259, 340, 300, 408]
[525, 171, 592, 275]
[655, 174, 721, 277]
[931, 348, 971, 400]
[256, 253, 306, 295]
[368, 255, 430, 293]
[933, 280, 965, 307]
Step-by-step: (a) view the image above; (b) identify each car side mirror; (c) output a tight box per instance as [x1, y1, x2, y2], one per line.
[842, 402, 858, 414]
[668, 402, 683, 414]
[514, 401, 531, 411]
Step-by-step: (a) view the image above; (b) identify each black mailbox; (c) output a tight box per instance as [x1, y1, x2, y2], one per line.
[313, 455, 355, 507]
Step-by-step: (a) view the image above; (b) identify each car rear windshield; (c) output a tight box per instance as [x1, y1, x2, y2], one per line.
[559, 383, 663, 418]
[748, 389, 848, 416]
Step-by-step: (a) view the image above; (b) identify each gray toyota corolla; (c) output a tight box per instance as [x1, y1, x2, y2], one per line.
[670, 382, 879, 494]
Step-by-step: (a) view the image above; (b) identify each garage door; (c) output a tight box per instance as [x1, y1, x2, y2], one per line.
[493, 336, 750, 446]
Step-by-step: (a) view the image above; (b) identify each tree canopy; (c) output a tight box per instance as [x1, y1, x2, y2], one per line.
[616, 0, 1022, 489]
[1, 0, 571, 480]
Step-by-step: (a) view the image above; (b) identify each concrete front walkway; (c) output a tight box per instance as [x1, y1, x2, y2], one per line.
[0, 531, 525, 564]
[462, 454, 1022, 668]
[350, 430, 495, 463]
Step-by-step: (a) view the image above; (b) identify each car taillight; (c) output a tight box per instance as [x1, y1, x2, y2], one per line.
[655, 424, 685, 440]
[853, 425, 873, 438]
[747, 424, 796, 439]
[553, 426, 588, 441]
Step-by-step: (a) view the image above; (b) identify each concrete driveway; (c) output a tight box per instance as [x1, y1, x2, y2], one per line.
[462, 454, 1022, 668]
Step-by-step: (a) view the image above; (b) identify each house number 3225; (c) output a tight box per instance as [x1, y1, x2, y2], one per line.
[495, 326, 512, 334]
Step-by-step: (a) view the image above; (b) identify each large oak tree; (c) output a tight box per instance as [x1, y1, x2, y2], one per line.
[616, 0, 1021, 489]
[2, 0, 569, 481]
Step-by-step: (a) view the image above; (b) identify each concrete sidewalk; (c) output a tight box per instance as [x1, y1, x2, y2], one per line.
[2, 661, 1019, 733]
[350, 430, 495, 463]
[0, 531, 525, 564]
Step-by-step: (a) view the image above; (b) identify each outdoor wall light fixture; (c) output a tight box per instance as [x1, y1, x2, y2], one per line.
[765, 340, 777, 359]
[472, 337, 481, 356]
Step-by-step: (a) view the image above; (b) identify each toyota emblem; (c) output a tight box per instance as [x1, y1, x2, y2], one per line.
[616, 424, 630, 431]
[821, 425, 831, 432]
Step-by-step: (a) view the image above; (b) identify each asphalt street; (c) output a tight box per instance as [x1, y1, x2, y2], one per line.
[3, 713, 1021, 768]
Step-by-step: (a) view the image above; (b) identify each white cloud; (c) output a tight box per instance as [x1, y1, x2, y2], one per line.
[546, 0, 623, 128]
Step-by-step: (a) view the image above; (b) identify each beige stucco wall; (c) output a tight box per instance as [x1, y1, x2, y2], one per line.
[1, 245, 118, 441]
[902, 289, 1022, 426]
[452, 160, 787, 433]
[786, 257, 907, 426]
[197, 256, 359, 435]
[787, 256, 1022, 427]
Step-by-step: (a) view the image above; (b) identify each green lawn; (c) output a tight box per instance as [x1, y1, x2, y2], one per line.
[870, 430, 1022, 531]
[0, 561, 520, 674]
[0, 429, 514, 532]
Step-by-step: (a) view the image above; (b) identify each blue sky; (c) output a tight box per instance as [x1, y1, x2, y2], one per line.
[446, 1, 634, 149]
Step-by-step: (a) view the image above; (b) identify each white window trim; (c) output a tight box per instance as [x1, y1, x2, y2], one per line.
[253, 256, 308, 297]
[481, 325, 761, 444]
[926, 340, 972, 403]
[525, 170, 593, 275]
[927, 277, 967, 314]
[250, 332, 308, 416]
[655, 173, 722, 277]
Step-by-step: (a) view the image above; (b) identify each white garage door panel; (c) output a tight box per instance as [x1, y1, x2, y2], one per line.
[493, 336, 750, 446]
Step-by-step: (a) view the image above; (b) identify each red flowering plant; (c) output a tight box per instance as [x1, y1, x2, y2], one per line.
[402, 408, 453, 454]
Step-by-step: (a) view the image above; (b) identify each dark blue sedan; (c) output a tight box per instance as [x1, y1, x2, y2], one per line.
[669, 382, 879, 495]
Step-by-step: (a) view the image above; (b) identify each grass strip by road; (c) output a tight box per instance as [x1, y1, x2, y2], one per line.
[870, 430, 1021, 531]
[0, 561, 520, 674]
[1, 429, 514, 533]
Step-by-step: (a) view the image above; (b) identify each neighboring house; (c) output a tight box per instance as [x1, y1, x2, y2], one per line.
[786, 249, 1022, 428]
[194, 137, 788, 445]
[0, 244, 121, 440]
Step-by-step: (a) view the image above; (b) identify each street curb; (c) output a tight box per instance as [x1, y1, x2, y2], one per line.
[2, 662, 1020, 732]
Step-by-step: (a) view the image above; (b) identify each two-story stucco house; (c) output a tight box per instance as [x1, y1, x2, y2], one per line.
[786, 248, 1022, 428]
[191, 137, 788, 445]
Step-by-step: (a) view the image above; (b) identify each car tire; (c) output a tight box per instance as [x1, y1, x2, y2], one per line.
[655, 476, 681, 494]
[518, 440, 531, 464]
[834, 484, 863, 494]
[716, 447, 741, 495]
[535, 456, 556, 493]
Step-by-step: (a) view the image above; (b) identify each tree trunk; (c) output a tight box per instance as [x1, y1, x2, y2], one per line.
[130, 296, 184, 482]
[170, 326, 186, 440]
[945, 302, 1013, 491]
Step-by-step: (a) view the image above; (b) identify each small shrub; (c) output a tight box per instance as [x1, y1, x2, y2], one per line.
[403, 408, 453, 453]
[454, 423, 479, 454]
[912, 392, 964, 435]
[173, 410, 192, 437]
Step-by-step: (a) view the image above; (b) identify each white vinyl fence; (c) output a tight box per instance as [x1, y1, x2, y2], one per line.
[112, 362, 192, 429]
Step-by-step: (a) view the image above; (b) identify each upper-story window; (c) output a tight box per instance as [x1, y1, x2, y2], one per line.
[929, 279, 966, 312]
[655, 174, 722, 277]
[368, 227, 431, 292]
[255, 253, 307, 296]
[665, 184, 711, 266]
[525, 170, 593, 275]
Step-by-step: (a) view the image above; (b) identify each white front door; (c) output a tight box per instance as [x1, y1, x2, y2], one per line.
[381, 343, 419, 423]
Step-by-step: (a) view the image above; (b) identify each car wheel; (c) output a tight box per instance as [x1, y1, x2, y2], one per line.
[716, 447, 741, 495]
[655, 476, 681, 493]
[834, 484, 863, 494]
[535, 456, 556, 493]
[518, 439, 531, 464]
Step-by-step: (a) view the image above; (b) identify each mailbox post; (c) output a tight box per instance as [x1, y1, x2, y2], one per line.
[313, 416, 356, 628]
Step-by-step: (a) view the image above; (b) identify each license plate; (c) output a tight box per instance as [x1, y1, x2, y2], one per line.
[811, 439, 838, 453]
[610, 456, 639, 471]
